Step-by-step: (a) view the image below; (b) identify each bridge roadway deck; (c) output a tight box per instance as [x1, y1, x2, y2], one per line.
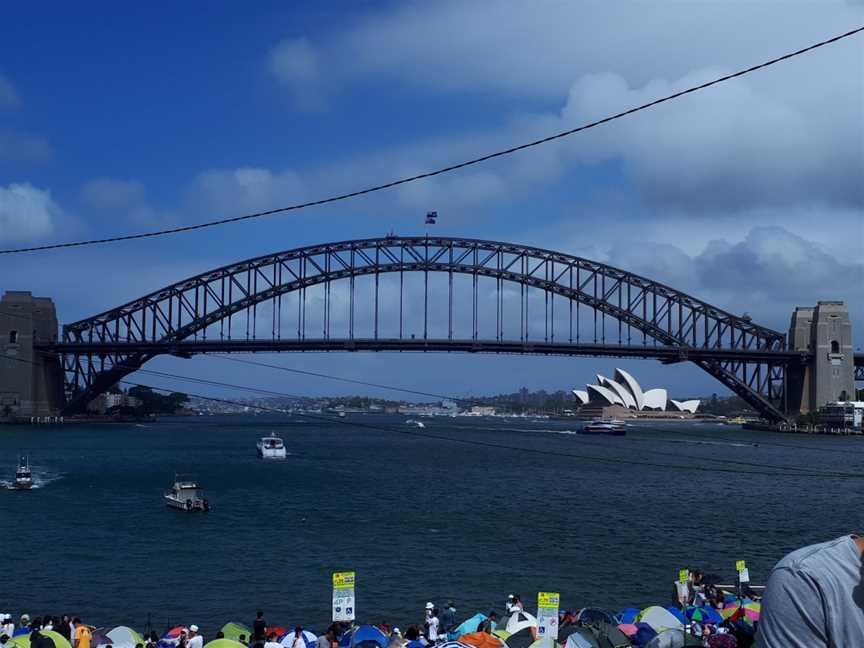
[40, 339, 816, 364]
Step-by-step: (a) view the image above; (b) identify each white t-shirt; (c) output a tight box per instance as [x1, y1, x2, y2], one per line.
[265, 641, 283, 648]
[188, 636, 204, 648]
[427, 617, 439, 641]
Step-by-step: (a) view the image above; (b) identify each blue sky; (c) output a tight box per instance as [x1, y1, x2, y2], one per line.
[1, 1, 862, 401]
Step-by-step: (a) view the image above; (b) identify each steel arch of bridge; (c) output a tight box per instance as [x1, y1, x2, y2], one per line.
[55, 236, 790, 420]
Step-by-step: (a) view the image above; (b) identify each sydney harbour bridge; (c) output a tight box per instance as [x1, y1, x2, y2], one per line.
[4, 236, 861, 422]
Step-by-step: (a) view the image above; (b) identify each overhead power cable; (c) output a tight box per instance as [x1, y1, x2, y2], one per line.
[2, 26, 862, 256]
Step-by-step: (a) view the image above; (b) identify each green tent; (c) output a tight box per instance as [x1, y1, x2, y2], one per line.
[107, 627, 145, 648]
[219, 624, 251, 644]
[205, 638, 247, 648]
[11, 631, 73, 648]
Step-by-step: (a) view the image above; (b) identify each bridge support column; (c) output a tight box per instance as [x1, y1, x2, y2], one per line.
[0, 291, 65, 419]
[786, 301, 855, 415]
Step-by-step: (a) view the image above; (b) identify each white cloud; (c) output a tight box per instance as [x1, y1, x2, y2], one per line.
[0, 183, 60, 242]
[188, 167, 306, 214]
[81, 178, 146, 210]
[0, 73, 20, 110]
[267, 37, 326, 109]
[0, 129, 53, 162]
[273, 2, 862, 100]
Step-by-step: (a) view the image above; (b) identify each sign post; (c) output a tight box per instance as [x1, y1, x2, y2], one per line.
[536, 592, 560, 645]
[332, 571, 356, 622]
[675, 569, 690, 609]
[736, 560, 749, 598]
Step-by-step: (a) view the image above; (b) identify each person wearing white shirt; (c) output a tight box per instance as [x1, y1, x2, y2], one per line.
[264, 632, 283, 648]
[187, 626, 203, 648]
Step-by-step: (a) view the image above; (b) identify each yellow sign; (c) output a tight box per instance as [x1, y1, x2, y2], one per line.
[333, 571, 356, 588]
[678, 569, 689, 583]
[736, 560, 746, 572]
[538, 592, 560, 608]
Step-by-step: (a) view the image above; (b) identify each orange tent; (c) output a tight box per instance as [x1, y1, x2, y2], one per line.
[459, 633, 506, 648]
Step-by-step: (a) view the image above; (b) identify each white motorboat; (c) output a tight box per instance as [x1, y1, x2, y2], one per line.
[579, 420, 626, 436]
[13, 455, 33, 490]
[256, 434, 287, 460]
[164, 474, 210, 512]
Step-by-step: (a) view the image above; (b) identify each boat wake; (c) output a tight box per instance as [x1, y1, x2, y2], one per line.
[1, 470, 63, 490]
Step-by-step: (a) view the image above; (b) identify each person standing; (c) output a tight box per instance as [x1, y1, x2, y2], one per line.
[252, 612, 267, 642]
[758, 534, 864, 646]
[316, 626, 336, 648]
[425, 609, 440, 645]
[73, 619, 92, 648]
[187, 626, 203, 648]
[440, 603, 456, 635]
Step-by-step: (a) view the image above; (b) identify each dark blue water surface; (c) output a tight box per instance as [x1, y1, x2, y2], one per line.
[2, 415, 862, 634]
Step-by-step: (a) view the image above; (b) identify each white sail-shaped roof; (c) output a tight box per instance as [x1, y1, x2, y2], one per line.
[599, 376, 637, 409]
[643, 388, 668, 410]
[614, 368, 644, 410]
[669, 399, 700, 413]
[586, 384, 623, 406]
[572, 389, 589, 405]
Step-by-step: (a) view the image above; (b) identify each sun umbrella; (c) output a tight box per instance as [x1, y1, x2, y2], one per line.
[492, 631, 511, 641]
[438, 642, 474, 648]
[203, 640, 246, 648]
[220, 625, 251, 644]
[663, 608, 687, 625]
[268, 629, 288, 641]
[106, 627, 144, 648]
[526, 639, 557, 648]
[588, 623, 630, 648]
[164, 628, 188, 640]
[505, 613, 538, 636]
[280, 631, 317, 648]
[504, 628, 535, 648]
[685, 607, 722, 625]
[92, 629, 113, 648]
[555, 625, 580, 644]
[563, 630, 598, 648]
[459, 633, 506, 648]
[616, 624, 637, 638]
[637, 607, 683, 633]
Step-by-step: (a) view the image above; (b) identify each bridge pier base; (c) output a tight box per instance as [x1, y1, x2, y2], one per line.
[0, 291, 65, 419]
[786, 301, 855, 415]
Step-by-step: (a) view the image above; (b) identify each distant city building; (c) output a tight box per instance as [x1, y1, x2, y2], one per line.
[573, 368, 700, 413]
[468, 405, 496, 416]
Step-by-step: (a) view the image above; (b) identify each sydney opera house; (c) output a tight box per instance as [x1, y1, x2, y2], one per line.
[573, 368, 700, 414]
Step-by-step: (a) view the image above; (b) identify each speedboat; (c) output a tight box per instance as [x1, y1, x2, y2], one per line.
[578, 420, 626, 436]
[13, 455, 33, 489]
[164, 475, 210, 512]
[256, 434, 287, 460]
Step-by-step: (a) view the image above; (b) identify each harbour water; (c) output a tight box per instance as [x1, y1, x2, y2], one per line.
[1, 414, 861, 634]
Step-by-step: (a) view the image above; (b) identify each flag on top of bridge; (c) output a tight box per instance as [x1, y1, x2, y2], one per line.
[425, 211, 437, 225]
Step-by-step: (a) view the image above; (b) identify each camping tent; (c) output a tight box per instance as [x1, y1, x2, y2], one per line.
[106, 627, 144, 648]
[349, 626, 389, 648]
[638, 607, 684, 633]
[450, 614, 488, 640]
[219, 625, 251, 644]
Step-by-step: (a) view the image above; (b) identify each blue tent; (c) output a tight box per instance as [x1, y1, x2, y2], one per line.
[448, 613, 488, 640]
[350, 626, 389, 648]
[616, 608, 641, 624]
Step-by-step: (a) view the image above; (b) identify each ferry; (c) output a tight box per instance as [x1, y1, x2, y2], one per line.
[13, 455, 33, 490]
[578, 420, 626, 436]
[164, 475, 210, 512]
[256, 434, 287, 460]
